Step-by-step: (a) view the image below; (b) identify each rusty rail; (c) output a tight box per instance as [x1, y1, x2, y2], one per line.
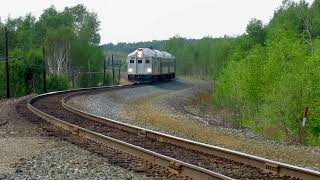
[28, 84, 232, 180]
[61, 87, 320, 180]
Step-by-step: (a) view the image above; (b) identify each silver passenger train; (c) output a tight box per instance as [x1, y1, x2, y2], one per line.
[127, 48, 176, 82]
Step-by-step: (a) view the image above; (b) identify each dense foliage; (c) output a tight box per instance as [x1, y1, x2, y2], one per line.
[102, 40, 166, 55]
[213, 0, 320, 145]
[0, 4, 107, 98]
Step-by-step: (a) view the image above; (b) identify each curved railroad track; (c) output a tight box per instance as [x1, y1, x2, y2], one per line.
[27, 84, 320, 180]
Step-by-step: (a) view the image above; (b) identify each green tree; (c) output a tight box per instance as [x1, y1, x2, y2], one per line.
[246, 18, 266, 45]
[44, 26, 74, 75]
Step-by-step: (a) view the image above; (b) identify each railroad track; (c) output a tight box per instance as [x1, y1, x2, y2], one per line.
[27, 84, 320, 180]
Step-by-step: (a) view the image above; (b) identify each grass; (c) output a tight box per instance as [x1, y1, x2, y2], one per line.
[125, 96, 243, 147]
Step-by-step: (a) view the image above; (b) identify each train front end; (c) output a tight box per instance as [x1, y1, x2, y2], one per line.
[127, 48, 153, 81]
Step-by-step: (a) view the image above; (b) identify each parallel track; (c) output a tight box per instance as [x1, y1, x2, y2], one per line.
[28, 84, 320, 180]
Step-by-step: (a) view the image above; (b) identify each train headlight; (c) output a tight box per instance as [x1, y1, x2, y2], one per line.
[147, 68, 152, 73]
[137, 51, 143, 58]
[128, 68, 133, 73]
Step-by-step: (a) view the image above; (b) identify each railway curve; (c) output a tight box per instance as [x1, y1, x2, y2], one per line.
[27, 84, 320, 180]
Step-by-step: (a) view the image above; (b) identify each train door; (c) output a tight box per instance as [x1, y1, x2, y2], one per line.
[136, 58, 144, 74]
[153, 58, 159, 74]
[128, 57, 136, 74]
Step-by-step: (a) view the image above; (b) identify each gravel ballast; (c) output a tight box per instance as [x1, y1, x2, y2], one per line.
[68, 78, 320, 171]
[12, 141, 150, 180]
[0, 95, 152, 179]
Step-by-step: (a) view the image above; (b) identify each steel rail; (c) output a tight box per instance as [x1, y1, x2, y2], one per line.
[62, 88, 320, 180]
[28, 84, 232, 180]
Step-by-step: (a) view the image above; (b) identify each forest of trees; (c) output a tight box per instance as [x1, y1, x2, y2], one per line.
[0, 4, 106, 98]
[102, 40, 166, 54]
[102, 39, 198, 63]
[101, 40, 167, 64]
[163, 0, 320, 145]
[163, 36, 233, 79]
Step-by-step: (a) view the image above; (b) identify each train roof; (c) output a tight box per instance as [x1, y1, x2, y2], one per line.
[128, 48, 174, 59]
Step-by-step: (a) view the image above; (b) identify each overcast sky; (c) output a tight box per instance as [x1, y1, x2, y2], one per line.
[0, 0, 315, 44]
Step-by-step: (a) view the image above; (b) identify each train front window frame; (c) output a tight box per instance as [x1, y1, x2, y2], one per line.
[138, 60, 142, 63]
[145, 60, 150, 63]
[130, 59, 134, 63]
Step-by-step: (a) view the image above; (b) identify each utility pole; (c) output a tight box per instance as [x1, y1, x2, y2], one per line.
[70, 60, 75, 88]
[5, 27, 10, 98]
[71, 68, 75, 88]
[118, 61, 121, 84]
[112, 54, 115, 85]
[42, 47, 47, 93]
[88, 58, 91, 87]
[103, 57, 106, 85]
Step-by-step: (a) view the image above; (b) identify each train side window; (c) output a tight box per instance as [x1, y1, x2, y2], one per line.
[146, 60, 150, 63]
[138, 60, 142, 63]
[130, 60, 134, 63]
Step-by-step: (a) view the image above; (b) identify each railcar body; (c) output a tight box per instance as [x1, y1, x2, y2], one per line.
[127, 48, 176, 82]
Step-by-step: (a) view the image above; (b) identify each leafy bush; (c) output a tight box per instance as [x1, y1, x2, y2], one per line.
[214, 2, 320, 144]
[47, 74, 69, 92]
